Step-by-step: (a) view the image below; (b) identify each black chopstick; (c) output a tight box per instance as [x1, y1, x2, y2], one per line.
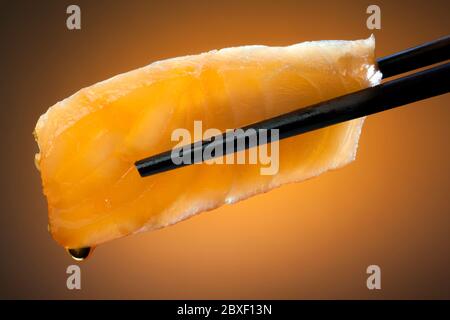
[135, 62, 450, 177]
[135, 37, 450, 178]
[377, 35, 450, 78]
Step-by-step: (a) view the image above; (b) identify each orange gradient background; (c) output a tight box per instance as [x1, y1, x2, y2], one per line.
[0, 0, 449, 299]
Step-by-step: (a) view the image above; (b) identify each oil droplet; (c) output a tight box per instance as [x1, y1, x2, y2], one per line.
[67, 247, 93, 261]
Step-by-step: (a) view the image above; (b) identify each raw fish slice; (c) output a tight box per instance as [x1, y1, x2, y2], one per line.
[34, 36, 381, 249]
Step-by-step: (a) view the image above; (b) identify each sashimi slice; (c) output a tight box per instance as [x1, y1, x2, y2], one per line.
[34, 36, 382, 250]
